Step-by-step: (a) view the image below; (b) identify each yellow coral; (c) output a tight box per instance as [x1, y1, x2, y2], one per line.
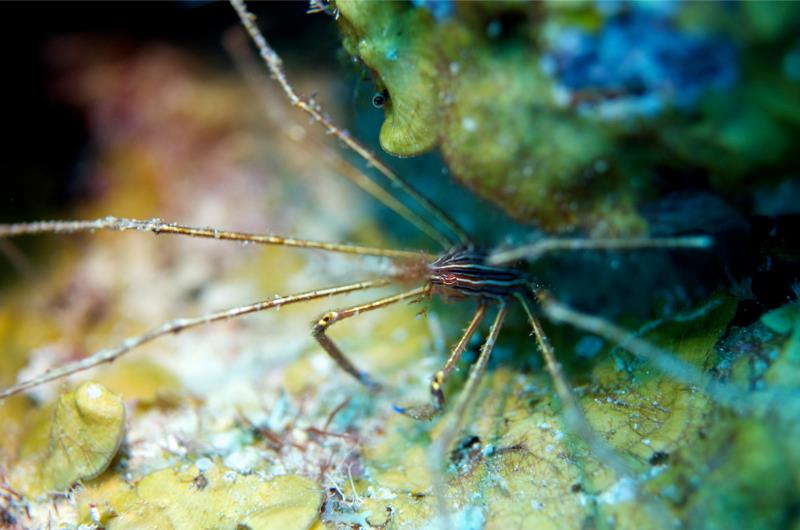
[14, 381, 125, 495]
[77, 465, 322, 530]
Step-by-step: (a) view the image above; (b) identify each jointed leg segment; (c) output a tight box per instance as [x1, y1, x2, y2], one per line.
[0, 279, 391, 400]
[430, 303, 508, 491]
[399, 303, 488, 420]
[0, 217, 432, 261]
[427, 304, 507, 528]
[312, 285, 430, 390]
[529, 291, 716, 524]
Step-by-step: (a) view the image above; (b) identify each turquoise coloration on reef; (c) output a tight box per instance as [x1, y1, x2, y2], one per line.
[411, 0, 453, 22]
[543, 4, 738, 119]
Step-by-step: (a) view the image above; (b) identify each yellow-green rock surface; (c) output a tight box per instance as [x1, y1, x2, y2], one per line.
[77, 466, 322, 530]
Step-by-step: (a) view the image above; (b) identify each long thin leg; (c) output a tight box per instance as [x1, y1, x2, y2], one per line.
[229, 0, 470, 247]
[312, 285, 430, 390]
[539, 293, 751, 411]
[516, 293, 634, 477]
[427, 304, 506, 529]
[488, 235, 712, 265]
[433, 303, 507, 456]
[397, 303, 488, 420]
[324, 150, 452, 249]
[532, 293, 742, 527]
[0, 278, 391, 399]
[223, 29, 451, 250]
[0, 217, 433, 261]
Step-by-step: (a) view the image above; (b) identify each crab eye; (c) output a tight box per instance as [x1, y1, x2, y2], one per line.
[372, 90, 389, 108]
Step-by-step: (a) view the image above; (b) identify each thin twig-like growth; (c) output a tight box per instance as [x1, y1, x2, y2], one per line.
[0, 279, 392, 399]
[0, 217, 433, 261]
[229, 0, 470, 248]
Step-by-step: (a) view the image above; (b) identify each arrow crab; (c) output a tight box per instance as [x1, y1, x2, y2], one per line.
[0, 1, 768, 527]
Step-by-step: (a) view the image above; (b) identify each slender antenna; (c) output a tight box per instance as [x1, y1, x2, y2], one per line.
[228, 0, 470, 247]
[223, 28, 452, 249]
[0, 278, 392, 399]
[539, 293, 752, 412]
[488, 235, 712, 265]
[0, 217, 434, 261]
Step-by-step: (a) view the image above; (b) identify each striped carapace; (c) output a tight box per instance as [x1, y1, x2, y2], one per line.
[427, 246, 534, 302]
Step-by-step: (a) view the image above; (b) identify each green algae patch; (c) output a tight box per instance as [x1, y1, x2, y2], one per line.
[650, 419, 795, 530]
[77, 465, 323, 530]
[583, 296, 737, 462]
[438, 45, 643, 235]
[335, 0, 641, 234]
[334, 2, 800, 234]
[601, 297, 800, 530]
[13, 381, 125, 495]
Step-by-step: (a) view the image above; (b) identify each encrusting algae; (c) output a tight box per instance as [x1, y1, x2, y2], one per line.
[76, 465, 322, 530]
